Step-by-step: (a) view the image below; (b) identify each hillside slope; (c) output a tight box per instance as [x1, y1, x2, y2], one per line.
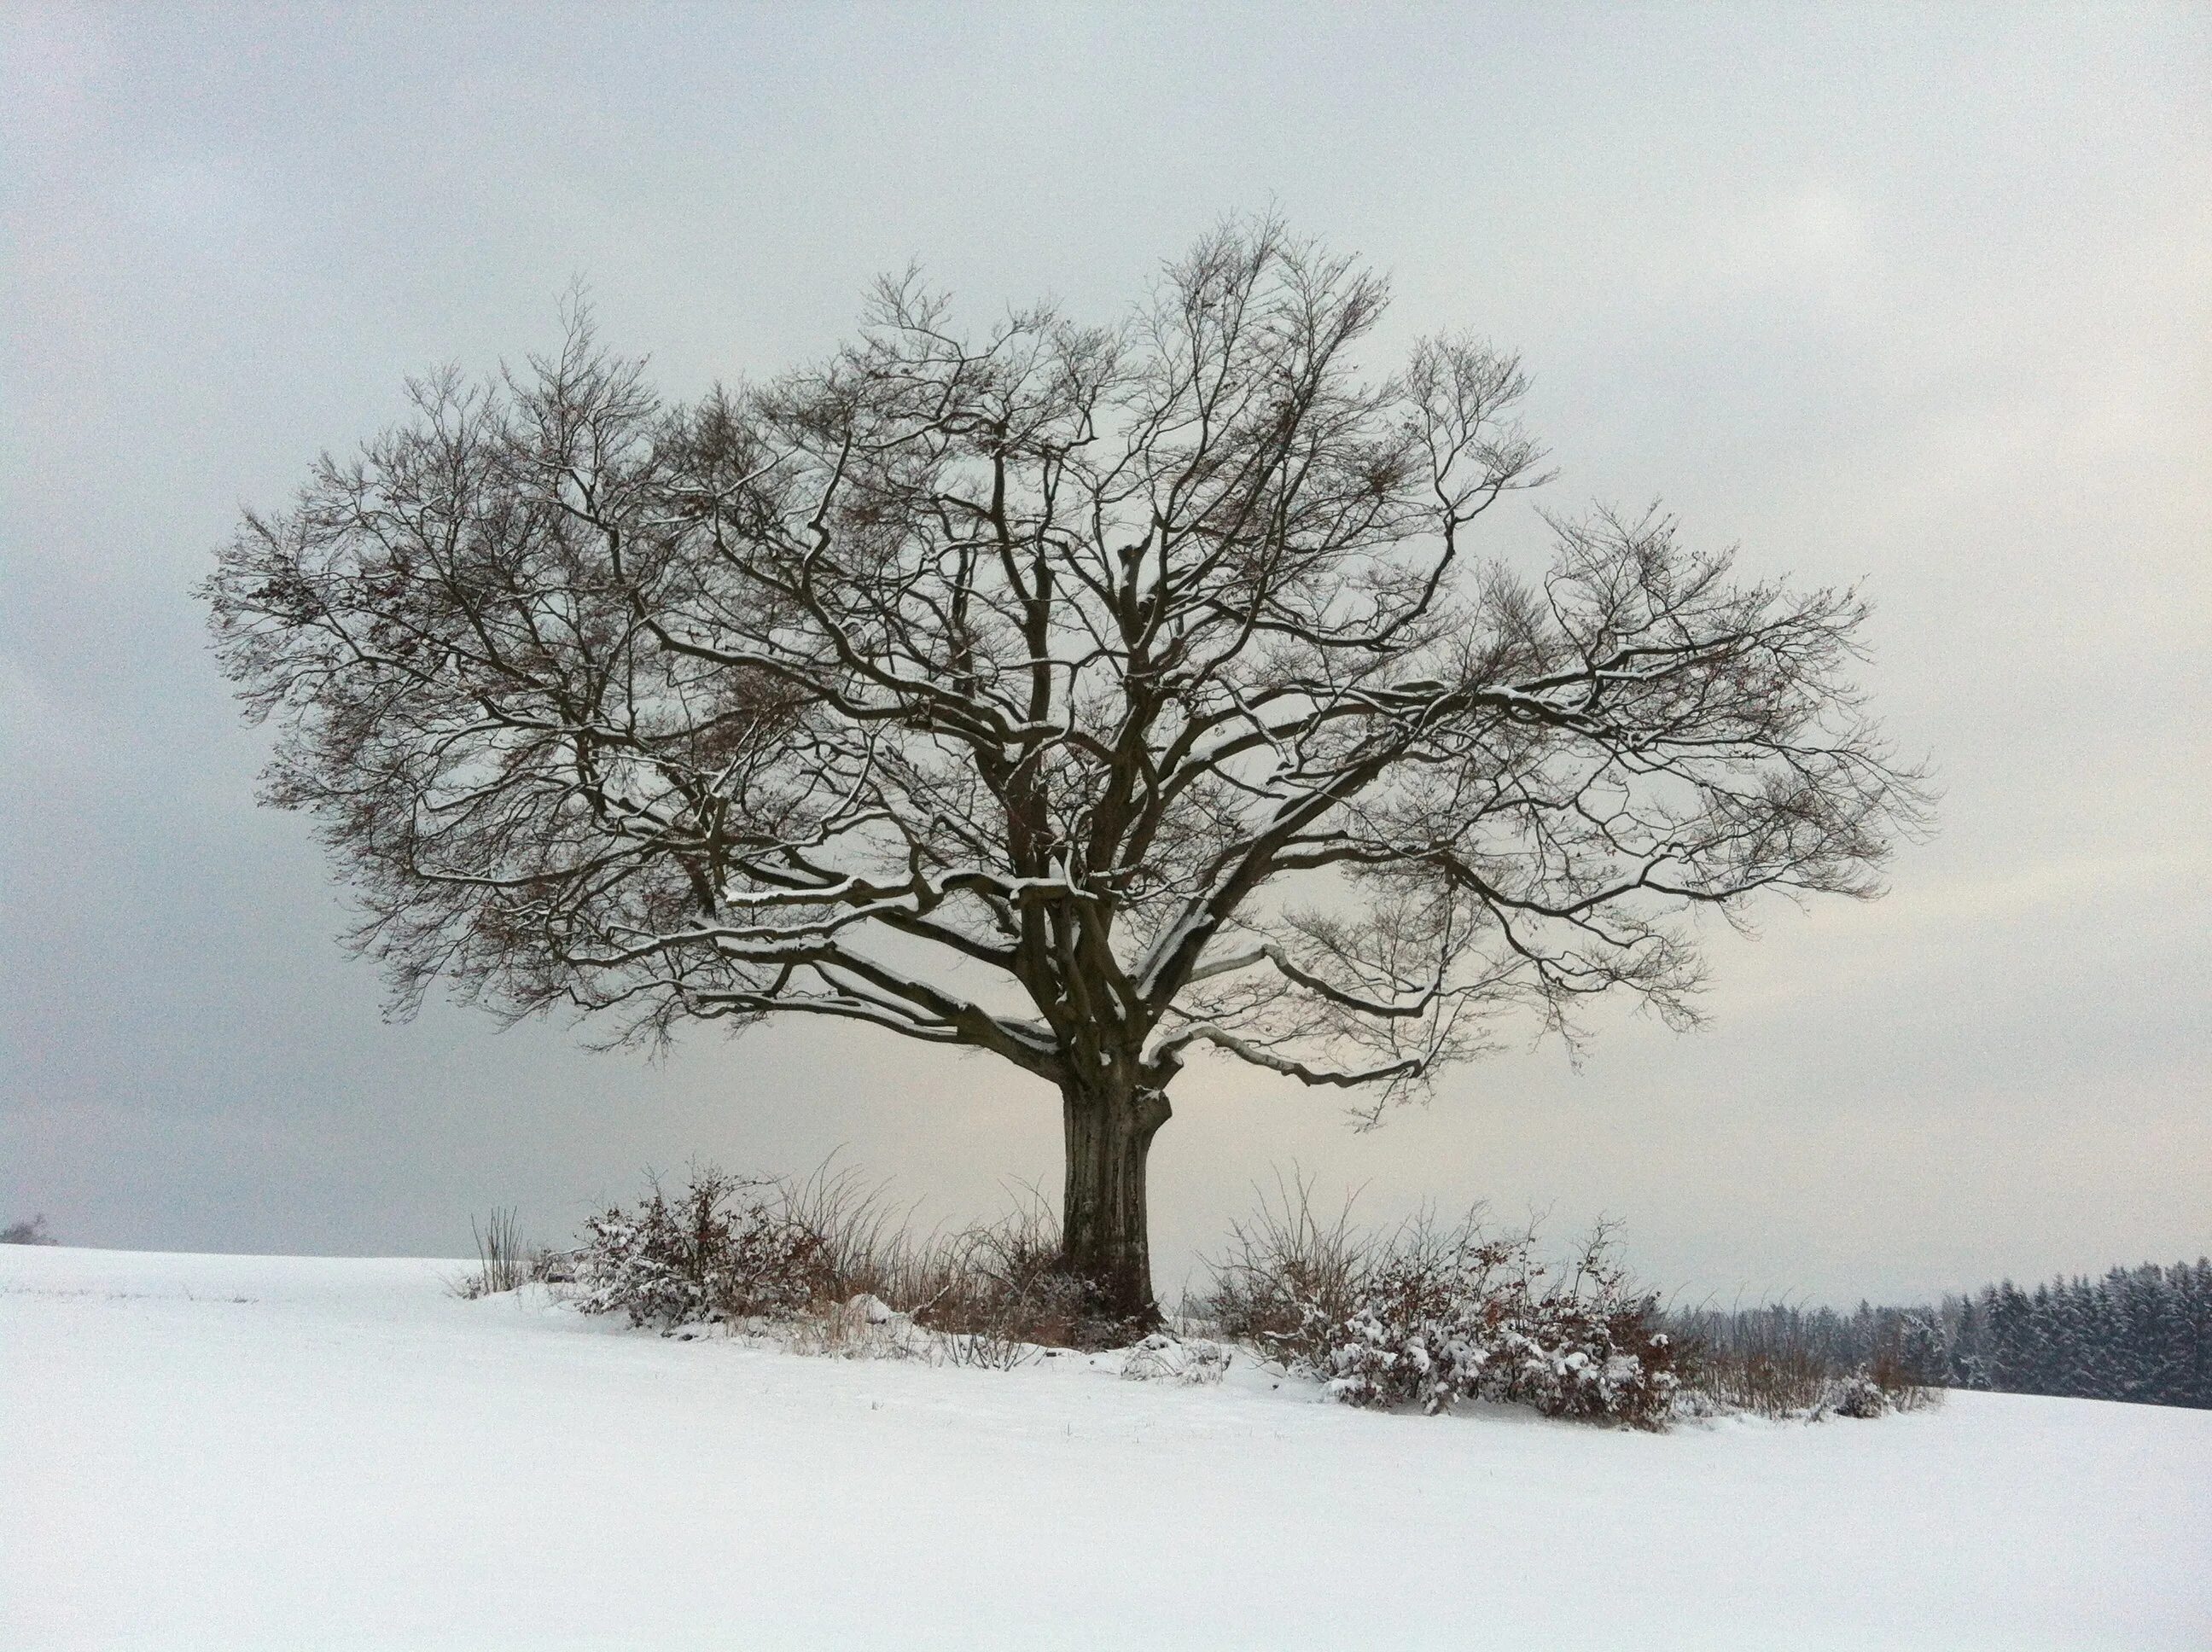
[6, 1245, 2207, 1649]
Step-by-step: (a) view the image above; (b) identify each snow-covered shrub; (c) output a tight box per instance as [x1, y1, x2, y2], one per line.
[1317, 1224, 1676, 1426]
[573, 1167, 829, 1329]
[1826, 1372, 1891, 1418]
[1121, 1332, 1232, 1385]
[1210, 1185, 1678, 1428]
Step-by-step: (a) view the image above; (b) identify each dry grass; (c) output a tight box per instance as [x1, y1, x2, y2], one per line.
[783, 1292, 916, 1360]
[1202, 1170, 1372, 1362]
[450, 1207, 531, 1300]
[806, 1177, 1130, 1353]
[568, 1162, 1144, 1357]
[777, 1161, 917, 1305]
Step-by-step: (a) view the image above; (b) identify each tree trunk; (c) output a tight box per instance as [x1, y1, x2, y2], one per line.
[1058, 1076, 1171, 1326]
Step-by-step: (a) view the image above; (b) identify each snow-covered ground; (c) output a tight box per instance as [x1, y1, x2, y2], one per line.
[5, 1245, 2207, 1650]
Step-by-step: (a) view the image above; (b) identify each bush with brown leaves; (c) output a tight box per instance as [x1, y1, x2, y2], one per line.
[1208, 1181, 1679, 1428]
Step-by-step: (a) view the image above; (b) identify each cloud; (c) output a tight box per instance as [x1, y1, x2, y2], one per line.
[3, 4, 2204, 1303]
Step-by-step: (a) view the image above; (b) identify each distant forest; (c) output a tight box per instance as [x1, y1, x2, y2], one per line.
[1673, 1259, 2212, 1411]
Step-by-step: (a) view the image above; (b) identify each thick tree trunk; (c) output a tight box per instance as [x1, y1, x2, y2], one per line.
[1058, 1076, 1171, 1326]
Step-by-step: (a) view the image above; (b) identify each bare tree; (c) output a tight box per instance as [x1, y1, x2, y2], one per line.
[206, 219, 1925, 1322]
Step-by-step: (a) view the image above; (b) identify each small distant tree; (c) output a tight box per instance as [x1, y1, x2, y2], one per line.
[204, 218, 1925, 1322]
[2, 1214, 57, 1246]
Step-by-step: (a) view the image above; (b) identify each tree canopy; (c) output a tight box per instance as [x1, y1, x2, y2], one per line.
[207, 218, 1927, 1317]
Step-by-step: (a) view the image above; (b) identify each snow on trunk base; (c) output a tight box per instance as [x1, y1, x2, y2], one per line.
[5, 1245, 2208, 1650]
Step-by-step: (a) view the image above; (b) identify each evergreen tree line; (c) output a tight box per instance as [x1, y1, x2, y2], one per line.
[1670, 1258, 2212, 1411]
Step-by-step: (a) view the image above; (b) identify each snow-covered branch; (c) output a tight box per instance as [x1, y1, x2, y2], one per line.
[207, 217, 1925, 1134]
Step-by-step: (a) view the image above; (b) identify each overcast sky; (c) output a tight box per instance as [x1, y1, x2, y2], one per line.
[3, 3, 2206, 1305]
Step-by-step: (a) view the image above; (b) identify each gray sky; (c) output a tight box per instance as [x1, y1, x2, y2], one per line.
[3, 3, 2207, 1306]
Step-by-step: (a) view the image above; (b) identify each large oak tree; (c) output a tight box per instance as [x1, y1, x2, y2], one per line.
[207, 220, 1925, 1320]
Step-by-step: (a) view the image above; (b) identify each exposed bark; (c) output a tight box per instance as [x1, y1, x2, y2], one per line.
[1058, 1073, 1172, 1323]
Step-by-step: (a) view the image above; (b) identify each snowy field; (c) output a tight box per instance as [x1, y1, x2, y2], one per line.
[5, 1245, 2208, 1650]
